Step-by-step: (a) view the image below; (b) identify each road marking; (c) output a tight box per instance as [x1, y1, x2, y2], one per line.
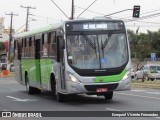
[2, 109, 8, 111]
[6, 96, 37, 102]
[131, 89, 146, 92]
[106, 108, 122, 111]
[115, 92, 160, 100]
[145, 92, 160, 95]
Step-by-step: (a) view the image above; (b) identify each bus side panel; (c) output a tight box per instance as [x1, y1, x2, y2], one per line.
[14, 60, 23, 84]
[40, 58, 52, 89]
[33, 59, 41, 87]
[21, 59, 41, 87]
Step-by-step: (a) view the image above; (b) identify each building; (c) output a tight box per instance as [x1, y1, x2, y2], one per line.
[0, 17, 15, 62]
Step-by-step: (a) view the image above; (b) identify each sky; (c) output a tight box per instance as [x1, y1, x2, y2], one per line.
[1, 0, 160, 33]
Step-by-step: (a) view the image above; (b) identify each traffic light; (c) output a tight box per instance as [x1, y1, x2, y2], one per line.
[133, 5, 140, 18]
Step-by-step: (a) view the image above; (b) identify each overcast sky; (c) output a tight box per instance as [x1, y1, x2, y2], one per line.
[1, 0, 160, 33]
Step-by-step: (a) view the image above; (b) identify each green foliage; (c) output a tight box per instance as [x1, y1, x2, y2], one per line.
[127, 29, 158, 70]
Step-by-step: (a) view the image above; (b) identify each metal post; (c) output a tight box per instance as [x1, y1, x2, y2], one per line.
[20, 5, 36, 31]
[71, 0, 74, 19]
[5, 12, 18, 61]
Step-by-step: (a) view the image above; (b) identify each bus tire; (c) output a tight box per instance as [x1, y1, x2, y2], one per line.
[50, 74, 56, 96]
[57, 93, 66, 102]
[104, 91, 113, 100]
[25, 75, 41, 95]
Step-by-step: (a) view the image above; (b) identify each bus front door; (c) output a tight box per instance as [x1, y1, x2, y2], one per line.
[35, 39, 41, 87]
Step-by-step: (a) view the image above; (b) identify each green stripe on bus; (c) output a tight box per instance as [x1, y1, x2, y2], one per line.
[95, 69, 126, 83]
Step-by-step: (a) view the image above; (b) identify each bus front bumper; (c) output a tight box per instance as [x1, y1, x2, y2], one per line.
[66, 78, 131, 94]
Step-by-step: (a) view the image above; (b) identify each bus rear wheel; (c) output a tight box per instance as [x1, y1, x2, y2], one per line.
[25, 76, 41, 95]
[104, 91, 113, 100]
[50, 74, 56, 96]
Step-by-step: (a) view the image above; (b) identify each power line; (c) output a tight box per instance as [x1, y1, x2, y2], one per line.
[120, 8, 160, 20]
[125, 12, 160, 23]
[77, 0, 98, 18]
[104, 9, 133, 17]
[50, 0, 69, 19]
[76, 6, 106, 16]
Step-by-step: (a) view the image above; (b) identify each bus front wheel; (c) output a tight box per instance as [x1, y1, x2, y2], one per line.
[104, 91, 113, 100]
[57, 93, 66, 102]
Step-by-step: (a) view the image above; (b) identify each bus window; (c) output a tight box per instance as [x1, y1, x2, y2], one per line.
[14, 40, 18, 60]
[25, 38, 30, 58]
[49, 32, 56, 58]
[41, 33, 48, 57]
[21, 39, 25, 58]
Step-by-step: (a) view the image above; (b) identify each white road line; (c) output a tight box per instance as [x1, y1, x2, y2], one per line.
[106, 108, 122, 111]
[6, 96, 37, 102]
[145, 92, 160, 95]
[115, 92, 160, 100]
[2, 109, 8, 111]
[131, 89, 146, 92]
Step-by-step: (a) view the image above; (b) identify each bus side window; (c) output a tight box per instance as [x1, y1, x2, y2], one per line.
[18, 43, 22, 60]
[25, 38, 30, 58]
[41, 33, 48, 58]
[48, 32, 56, 59]
[14, 40, 18, 60]
[28, 37, 32, 58]
[21, 39, 25, 58]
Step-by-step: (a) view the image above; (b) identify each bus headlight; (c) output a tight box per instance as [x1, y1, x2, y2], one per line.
[68, 73, 80, 83]
[122, 71, 130, 80]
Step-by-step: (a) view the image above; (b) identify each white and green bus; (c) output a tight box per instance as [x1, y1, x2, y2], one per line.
[14, 18, 131, 102]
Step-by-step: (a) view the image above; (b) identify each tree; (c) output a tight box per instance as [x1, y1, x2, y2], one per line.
[147, 29, 160, 56]
[0, 42, 5, 53]
[128, 30, 154, 82]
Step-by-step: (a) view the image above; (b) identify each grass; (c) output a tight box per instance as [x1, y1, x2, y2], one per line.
[131, 79, 160, 89]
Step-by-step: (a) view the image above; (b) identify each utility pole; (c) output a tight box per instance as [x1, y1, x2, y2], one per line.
[20, 5, 36, 31]
[70, 0, 74, 20]
[5, 12, 18, 61]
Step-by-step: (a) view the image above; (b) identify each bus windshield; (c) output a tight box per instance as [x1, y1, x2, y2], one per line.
[66, 32, 128, 69]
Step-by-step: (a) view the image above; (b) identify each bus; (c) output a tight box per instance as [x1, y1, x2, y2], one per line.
[14, 18, 131, 102]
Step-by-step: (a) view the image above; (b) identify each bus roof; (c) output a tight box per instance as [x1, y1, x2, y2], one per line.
[14, 22, 64, 39]
[14, 18, 124, 39]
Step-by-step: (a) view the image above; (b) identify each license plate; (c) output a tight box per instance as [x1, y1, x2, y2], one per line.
[96, 88, 108, 93]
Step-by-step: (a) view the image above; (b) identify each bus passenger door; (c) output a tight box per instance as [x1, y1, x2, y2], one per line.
[35, 39, 41, 86]
[16, 43, 23, 83]
[57, 35, 65, 91]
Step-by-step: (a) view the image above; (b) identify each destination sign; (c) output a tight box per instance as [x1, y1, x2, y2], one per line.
[66, 21, 125, 32]
[83, 23, 107, 30]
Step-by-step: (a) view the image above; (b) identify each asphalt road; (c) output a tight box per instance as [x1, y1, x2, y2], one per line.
[0, 77, 160, 120]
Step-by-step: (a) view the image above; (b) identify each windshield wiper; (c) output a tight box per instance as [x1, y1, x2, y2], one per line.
[81, 35, 96, 49]
[102, 33, 112, 49]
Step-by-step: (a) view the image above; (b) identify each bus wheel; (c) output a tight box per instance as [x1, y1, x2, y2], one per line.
[25, 76, 41, 95]
[50, 74, 56, 96]
[104, 91, 113, 100]
[57, 93, 66, 102]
